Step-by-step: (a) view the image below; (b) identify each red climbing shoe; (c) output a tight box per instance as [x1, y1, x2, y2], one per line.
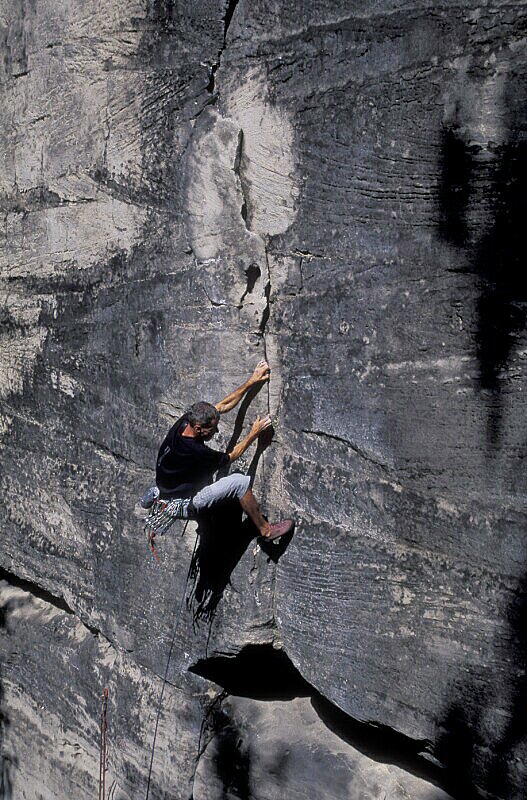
[260, 519, 294, 541]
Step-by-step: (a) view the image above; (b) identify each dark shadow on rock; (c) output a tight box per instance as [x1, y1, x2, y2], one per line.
[190, 644, 452, 795]
[311, 693, 447, 791]
[200, 701, 252, 800]
[435, 703, 484, 800]
[187, 503, 255, 627]
[190, 644, 312, 701]
[257, 524, 295, 563]
[435, 572, 527, 800]
[224, 384, 263, 457]
[485, 573, 527, 796]
[437, 73, 527, 449]
[216, 383, 270, 483]
[213, 712, 251, 800]
[474, 133, 527, 446]
[437, 125, 472, 247]
[0, 586, 17, 800]
[247, 425, 273, 483]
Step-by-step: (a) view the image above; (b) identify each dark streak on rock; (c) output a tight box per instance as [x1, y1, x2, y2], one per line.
[234, 129, 252, 230]
[0, 186, 96, 215]
[301, 428, 390, 471]
[0, 568, 102, 638]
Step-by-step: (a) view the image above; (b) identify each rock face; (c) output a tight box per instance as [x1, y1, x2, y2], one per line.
[1, 2, 526, 799]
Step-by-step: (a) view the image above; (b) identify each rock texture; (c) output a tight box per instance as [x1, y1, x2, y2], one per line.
[1, 1, 526, 799]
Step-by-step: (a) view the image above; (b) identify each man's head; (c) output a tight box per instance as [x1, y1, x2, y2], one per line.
[185, 402, 220, 441]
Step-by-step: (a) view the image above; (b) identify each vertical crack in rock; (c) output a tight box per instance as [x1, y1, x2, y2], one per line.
[192, 691, 252, 800]
[233, 130, 251, 230]
[260, 249, 272, 343]
[207, 0, 242, 95]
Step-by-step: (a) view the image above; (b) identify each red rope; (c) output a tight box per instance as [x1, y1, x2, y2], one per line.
[148, 531, 161, 562]
[99, 688, 109, 800]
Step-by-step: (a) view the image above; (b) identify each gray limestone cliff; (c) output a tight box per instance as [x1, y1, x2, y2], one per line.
[1, 1, 526, 799]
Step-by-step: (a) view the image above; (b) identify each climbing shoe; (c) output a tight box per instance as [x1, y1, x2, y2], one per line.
[260, 519, 294, 541]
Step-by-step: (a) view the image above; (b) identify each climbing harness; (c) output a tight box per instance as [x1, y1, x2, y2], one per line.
[145, 521, 199, 800]
[98, 687, 109, 800]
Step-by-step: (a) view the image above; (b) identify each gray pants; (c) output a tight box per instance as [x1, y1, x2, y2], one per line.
[192, 473, 250, 513]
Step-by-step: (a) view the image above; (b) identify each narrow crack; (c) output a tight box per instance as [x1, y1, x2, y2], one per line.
[259, 277, 271, 338]
[223, 0, 240, 39]
[207, 0, 241, 96]
[233, 129, 251, 230]
[195, 689, 228, 766]
[83, 437, 150, 470]
[0, 186, 97, 215]
[301, 428, 390, 472]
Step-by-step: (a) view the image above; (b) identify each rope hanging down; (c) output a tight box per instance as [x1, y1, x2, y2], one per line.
[145, 521, 199, 800]
[99, 687, 109, 800]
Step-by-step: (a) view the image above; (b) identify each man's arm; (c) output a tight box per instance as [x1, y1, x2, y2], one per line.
[215, 360, 270, 414]
[228, 415, 272, 462]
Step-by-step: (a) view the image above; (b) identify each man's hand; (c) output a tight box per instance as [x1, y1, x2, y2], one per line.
[250, 360, 270, 385]
[251, 414, 273, 438]
[229, 415, 273, 462]
[216, 361, 271, 415]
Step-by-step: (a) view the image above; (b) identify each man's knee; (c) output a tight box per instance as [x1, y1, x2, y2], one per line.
[229, 473, 251, 500]
[192, 473, 250, 512]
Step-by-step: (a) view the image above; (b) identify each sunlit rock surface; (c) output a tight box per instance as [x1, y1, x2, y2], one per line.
[1, 1, 526, 799]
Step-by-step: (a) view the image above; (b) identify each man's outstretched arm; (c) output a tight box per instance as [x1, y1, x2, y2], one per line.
[215, 360, 270, 414]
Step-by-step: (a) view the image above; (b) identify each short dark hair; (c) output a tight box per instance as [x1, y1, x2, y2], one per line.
[185, 401, 219, 428]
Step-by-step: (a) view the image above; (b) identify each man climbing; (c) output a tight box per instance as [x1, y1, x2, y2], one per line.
[147, 361, 293, 540]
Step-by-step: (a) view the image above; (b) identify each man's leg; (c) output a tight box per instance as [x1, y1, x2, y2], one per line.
[239, 490, 294, 539]
[192, 475, 293, 539]
[192, 474, 251, 515]
[239, 488, 269, 536]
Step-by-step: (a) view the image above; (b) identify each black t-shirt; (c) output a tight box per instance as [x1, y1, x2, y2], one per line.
[156, 416, 230, 498]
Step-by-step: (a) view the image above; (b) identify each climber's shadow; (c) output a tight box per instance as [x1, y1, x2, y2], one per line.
[186, 504, 294, 625]
[258, 526, 295, 563]
[187, 502, 255, 626]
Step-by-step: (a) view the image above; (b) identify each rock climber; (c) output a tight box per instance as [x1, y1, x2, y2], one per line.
[144, 361, 293, 540]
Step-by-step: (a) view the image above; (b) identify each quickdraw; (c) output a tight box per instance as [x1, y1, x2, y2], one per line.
[145, 499, 167, 561]
[144, 498, 193, 561]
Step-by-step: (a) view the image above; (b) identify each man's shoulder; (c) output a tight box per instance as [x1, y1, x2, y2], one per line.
[168, 415, 188, 438]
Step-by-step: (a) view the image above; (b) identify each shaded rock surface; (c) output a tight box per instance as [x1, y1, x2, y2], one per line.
[194, 694, 450, 800]
[1, 1, 526, 799]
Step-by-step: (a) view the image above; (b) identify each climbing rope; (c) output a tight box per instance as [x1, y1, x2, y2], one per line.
[144, 521, 199, 800]
[99, 687, 109, 800]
